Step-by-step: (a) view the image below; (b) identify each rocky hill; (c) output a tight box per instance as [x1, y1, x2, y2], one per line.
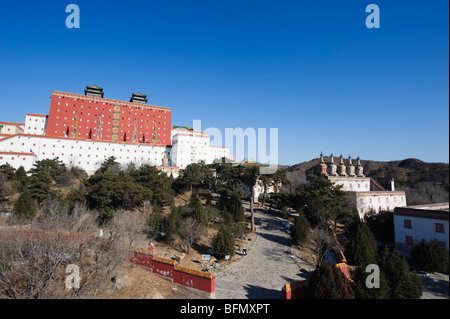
[282, 157, 449, 191]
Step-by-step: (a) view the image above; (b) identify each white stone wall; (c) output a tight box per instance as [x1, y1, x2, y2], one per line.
[393, 214, 449, 253]
[0, 152, 37, 172]
[24, 114, 47, 135]
[327, 176, 370, 192]
[0, 131, 231, 175]
[209, 146, 231, 163]
[171, 128, 231, 169]
[0, 122, 24, 135]
[1, 121, 232, 177]
[156, 165, 180, 178]
[253, 180, 278, 203]
[0, 134, 166, 175]
[349, 191, 407, 219]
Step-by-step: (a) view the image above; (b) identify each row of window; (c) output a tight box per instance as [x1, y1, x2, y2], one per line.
[405, 236, 446, 247]
[27, 118, 46, 122]
[0, 156, 27, 161]
[53, 129, 167, 143]
[404, 219, 445, 233]
[56, 96, 168, 114]
[9, 141, 166, 154]
[40, 152, 162, 162]
[360, 197, 404, 204]
[348, 183, 369, 189]
[54, 123, 166, 133]
[54, 111, 167, 123]
[42, 144, 165, 154]
[66, 158, 161, 166]
[179, 141, 209, 145]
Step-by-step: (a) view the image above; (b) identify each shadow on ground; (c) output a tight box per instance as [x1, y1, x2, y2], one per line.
[244, 284, 281, 299]
[258, 232, 291, 247]
[420, 274, 449, 299]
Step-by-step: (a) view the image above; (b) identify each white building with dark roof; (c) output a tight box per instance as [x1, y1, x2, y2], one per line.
[393, 203, 449, 256]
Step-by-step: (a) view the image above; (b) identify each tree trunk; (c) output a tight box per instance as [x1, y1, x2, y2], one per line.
[250, 187, 255, 233]
[261, 183, 267, 208]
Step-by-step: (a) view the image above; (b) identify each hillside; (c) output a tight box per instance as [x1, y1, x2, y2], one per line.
[282, 157, 449, 191]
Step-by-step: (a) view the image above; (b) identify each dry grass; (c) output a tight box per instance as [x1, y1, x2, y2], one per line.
[97, 262, 203, 299]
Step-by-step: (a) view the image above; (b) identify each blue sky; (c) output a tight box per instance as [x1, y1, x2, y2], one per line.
[0, 0, 448, 165]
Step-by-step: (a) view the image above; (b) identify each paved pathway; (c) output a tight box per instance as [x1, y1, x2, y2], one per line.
[420, 272, 449, 299]
[215, 206, 305, 299]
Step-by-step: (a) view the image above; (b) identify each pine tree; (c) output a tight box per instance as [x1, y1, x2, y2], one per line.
[306, 262, 355, 299]
[188, 194, 208, 226]
[290, 213, 310, 246]
[64, 183, 86, 211]
[29, 158, 66, 181]
[377, 247, 423, 299]
[0, 163, 15, 180]
[351, 265, 390, 299]
[14, 166, 29, 191]
[217, 190, 245, 223]
[411, 239, 449, 273]
[0, 173, 10, 208]
[177, 162, 215, 194]
[129, 164, 174, 207]
[28, 169, 52, 204]
[212, 224, 236, 260]
[227, 191, 245, 222]
[85, 170, 151, 222]
[98, 156, 120, 173]
[13, 190, 37, 220]
[347, 222, 377, 266]
[146, 204, 164, 239]
[164, 205, 183, 240]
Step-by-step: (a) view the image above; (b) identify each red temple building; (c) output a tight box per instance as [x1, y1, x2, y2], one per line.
[46, 85, 171, 146]
[0, 85, 232, 177]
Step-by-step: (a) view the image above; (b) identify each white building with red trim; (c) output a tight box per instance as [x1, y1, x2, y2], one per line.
[318, 153, 407, 219]
[393, 203, 449, 255]
[170, 126, 232, 169]
[0, 127, 231, 177]
[348, 190, 407, 218]
[0, 121, 25, 137]
[24, 113, 48, 135]
[0, 133, 169, 175]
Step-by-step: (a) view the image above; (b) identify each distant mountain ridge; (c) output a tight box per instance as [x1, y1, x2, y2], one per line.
[282, 157, 449, 191]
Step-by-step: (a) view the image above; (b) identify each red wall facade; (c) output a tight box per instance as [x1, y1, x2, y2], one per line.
[282, 281, 307, 299]
[129, 251, 215, 294]
[173, 266, 215, 293]
[46, 91, 171, 146]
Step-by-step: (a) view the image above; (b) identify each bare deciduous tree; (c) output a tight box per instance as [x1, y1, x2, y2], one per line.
[282, 171, 306, 193]
[0, 227, 91, 299]
[0, 202, 147, 299]
[177, 217, 205, 254]
[104, 209, 148, 249]
[399, 182, 449, 206]
[308, 227, 339, 266]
